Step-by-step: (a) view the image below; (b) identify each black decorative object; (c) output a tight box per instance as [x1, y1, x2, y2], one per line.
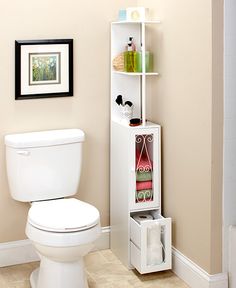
[115, 95, 123, 106]
[15, 39, 73, 100]
[130, 118, 142, 126]
[124, 100, 133, 107]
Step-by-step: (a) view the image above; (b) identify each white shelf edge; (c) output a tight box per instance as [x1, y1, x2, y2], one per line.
[129, 206, 160, 213]
[112, 20, 161, 25]
[111, 119, 161, 129]
[112, 71, 159, 76]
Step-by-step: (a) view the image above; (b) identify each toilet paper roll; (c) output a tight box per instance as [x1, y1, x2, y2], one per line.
[147, 243, 163, 266]
[132, 213, 153, 224]
[147, 223, 161, 245]
[147, 223, 163, 266]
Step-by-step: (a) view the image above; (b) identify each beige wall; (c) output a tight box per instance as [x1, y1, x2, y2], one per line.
[0, 0, 135, 242]
[211, 0, 223, 274]
[0, 0, 223, 276]
[138, 0, 223, 274]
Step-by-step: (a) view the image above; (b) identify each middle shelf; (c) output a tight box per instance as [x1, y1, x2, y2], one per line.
[113, 71, 159, 76]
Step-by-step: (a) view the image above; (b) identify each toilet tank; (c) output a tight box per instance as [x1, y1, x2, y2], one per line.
[4, 129, 85, 202]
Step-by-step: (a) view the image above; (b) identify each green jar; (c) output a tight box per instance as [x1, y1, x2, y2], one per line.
[133, 51, 153, 72]
[124, 51, 153, 73]
[145, 51, 153, 72]
[134, 51, 142, 72]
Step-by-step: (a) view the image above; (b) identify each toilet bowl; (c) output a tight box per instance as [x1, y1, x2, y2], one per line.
[4, 129, 101, 288]
[26, 198, 101, 288]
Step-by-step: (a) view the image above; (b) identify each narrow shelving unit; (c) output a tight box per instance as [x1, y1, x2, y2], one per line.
[110, 18, 172, 274]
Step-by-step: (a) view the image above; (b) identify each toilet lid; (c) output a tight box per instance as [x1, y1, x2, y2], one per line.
[28, 198, 100, 232]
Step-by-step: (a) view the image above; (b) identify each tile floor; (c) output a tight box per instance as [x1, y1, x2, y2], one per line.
[0, 249, 189, 288]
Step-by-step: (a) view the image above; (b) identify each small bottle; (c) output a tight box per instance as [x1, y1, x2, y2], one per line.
[124, 43, 134, 72]
[129, 37, 136, 51]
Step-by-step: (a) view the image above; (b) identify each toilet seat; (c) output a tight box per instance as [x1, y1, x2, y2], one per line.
[26, 220, 101, 247]
[28, 198, 100, 233]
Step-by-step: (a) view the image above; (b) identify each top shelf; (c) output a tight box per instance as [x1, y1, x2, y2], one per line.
[112, 20, 161, 25]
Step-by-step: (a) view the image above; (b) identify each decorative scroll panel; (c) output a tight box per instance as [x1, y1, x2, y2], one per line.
[135, 134, 154, 203]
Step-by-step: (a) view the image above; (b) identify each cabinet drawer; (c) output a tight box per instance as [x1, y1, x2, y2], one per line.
[130, 213, 171, 274]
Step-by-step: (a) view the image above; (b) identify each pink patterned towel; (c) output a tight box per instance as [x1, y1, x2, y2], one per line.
[136, 181, 152, 191]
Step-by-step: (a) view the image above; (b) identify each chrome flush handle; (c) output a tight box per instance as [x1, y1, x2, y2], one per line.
[17, 150, 30, 156]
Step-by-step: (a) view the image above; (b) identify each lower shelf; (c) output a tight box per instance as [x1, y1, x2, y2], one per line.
[130, 211, 172, 274]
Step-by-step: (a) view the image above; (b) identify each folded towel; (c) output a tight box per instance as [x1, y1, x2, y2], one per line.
[136, 181, 152, 191]
[136, 171, 152, 182]
[136, 189, 153, 202]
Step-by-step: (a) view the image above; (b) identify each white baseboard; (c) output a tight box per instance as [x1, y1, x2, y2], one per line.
[0, 239, 39, 267]
[229, 225, 236, 288]
[0, 227, 229, 288]
[172, 247, 228, 288]
[0, 226, 110, 267]
[93, 226, 110, 251]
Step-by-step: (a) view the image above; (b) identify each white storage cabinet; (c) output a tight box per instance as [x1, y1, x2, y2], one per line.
[110, 19, 172, 274]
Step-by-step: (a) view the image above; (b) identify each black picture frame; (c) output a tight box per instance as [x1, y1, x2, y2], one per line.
[15, 39, 73, 100]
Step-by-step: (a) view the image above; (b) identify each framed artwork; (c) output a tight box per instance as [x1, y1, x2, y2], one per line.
[15, 39, 73, 100]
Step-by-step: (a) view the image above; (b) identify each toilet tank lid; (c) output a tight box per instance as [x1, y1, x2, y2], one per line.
[5, 129, 85, 148]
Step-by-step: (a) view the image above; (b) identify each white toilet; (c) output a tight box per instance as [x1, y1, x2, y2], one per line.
[4, 129, 101, 288]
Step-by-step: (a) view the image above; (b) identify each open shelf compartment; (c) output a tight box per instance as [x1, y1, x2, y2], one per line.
[130, 210, 172, 274]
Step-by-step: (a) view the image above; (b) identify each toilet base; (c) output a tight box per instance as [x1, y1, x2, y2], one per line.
[30, 268, 39, 288]
[30, 256, 88, 288]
